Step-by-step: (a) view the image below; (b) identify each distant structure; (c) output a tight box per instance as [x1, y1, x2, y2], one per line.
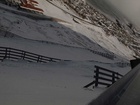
[4, 0, 44, 14]
[20, 0, 43, 13]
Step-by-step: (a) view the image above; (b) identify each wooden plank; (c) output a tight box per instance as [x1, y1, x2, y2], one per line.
[25, 53, 39, 58]
[24, 56, 38, 61]
[95, 71, 113, 77]
[8, 50, 23, 55]
[95, 65, 115, 73]
[7, 56, 20, 60]
[95, 68, 99, 87]
[94, 76, 112, 82]
[41, 57, 60, 62]
[95, 65, 123, 77]
[0, 49, 6, 52]
[0, 52, 6, 55]
[39, 58, 50, 62]
[8, 53, 22, 57]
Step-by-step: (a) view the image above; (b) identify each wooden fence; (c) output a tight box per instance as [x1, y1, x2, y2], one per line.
[0, 46, 67, 63]
[89, 50, 116, 60]
[84, 65, 123, 88]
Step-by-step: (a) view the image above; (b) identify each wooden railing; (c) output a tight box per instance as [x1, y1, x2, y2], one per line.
[89, 50, 116, 60]
[88, 64, 140, 105]
[84, 65, 123, 88]
[0, 46, 68, 63]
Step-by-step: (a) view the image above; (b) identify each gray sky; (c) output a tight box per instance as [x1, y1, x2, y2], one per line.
[108, 0, 140, 27]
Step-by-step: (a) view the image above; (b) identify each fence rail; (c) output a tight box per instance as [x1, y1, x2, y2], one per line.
[84, 65, 123, 88]
[0, 46, 67, 63]
[89, 50, 116, 60]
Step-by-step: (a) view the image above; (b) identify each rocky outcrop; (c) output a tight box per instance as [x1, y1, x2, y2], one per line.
[63, 0, 140, 57]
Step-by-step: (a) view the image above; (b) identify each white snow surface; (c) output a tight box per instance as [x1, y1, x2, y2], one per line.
[0, 60, 129, 105]
[0, 1, 134, 59]
[0, 1, 132, 105]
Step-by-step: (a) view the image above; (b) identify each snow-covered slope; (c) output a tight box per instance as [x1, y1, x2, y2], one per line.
[0, 60, 130, 105]
[0, 1, 132, 105]
[38, 0, 135, 59]
[0, 1, 135, 59]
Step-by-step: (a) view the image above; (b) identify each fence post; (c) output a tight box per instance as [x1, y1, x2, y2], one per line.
[37, 56, 40, 62]
[39, 56, 42, 62]
[49, 58, 53, 62]
[22, 51, 25, 60]
[4, 48, 7, 60]
[112, 73, 115, 84]
[8, 48, 10, 59]
[95, 67, 99, 87]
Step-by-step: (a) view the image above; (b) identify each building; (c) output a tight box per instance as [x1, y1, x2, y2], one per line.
[4, 0, 43, 14]
[20, 0, 43, 13]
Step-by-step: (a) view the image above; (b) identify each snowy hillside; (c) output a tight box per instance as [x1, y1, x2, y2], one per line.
[0, 1, 135, 59]
[0, 0, 132, 105]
